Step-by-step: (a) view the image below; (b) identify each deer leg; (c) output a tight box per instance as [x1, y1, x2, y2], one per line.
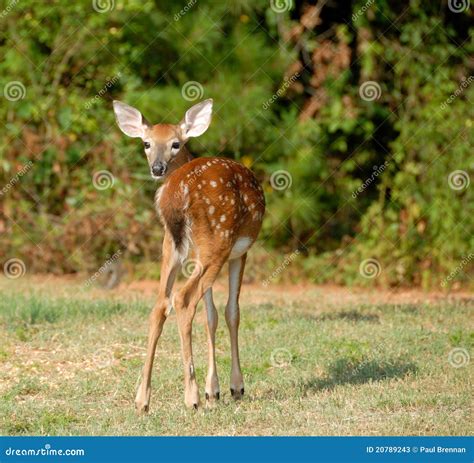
[135, 232, 180, 414]
[174, 259, 226, 409]
[203, 288, 220, 406]
[226, 253, 247, 400]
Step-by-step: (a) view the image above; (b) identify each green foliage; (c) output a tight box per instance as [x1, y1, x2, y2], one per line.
[0, 0, 472, 287]
[337, 8, 474, 287]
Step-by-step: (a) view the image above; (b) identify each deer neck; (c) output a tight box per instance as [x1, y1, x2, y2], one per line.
[165, 146, 193, 178]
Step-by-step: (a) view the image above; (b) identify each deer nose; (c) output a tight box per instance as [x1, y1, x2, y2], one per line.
[151, 162, 166, 177]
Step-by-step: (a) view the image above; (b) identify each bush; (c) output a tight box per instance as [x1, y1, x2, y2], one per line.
[0, 0, 472, 288]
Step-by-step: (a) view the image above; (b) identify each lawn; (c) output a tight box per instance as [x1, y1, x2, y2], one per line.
[0, 277, 472, 436]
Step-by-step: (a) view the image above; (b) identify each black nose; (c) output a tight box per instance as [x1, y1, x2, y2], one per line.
[152, 162, 166, 177]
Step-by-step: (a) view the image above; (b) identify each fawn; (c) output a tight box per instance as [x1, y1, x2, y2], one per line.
[113, 98, 265, 411]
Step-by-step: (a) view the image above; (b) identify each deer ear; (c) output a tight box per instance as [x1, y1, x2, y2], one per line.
[181, 99, 213, 139]
[113, 100, 149, 138]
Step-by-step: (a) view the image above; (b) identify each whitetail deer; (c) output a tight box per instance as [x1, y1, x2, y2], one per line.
[113, 98, 265, 411]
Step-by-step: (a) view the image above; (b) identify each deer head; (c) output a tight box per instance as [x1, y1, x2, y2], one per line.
[113, 99, 213, 179]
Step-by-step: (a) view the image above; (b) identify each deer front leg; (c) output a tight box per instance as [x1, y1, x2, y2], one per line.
[204, 288, 220, 406]
[135, 232, 179, 414]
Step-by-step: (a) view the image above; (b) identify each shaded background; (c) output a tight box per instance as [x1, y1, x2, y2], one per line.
[0, 0, 472, 288]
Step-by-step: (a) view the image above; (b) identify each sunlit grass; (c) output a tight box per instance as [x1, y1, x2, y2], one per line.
[0, 278, 472, 436]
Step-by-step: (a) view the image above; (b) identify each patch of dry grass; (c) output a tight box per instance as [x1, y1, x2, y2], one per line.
[0, 277, 472, 435]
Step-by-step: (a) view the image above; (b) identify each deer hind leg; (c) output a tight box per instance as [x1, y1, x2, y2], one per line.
[203, 288, 220, 406]
[226, 253, 247, 400]
[173, 257, 226, 409]
[135, 231, 180, 414]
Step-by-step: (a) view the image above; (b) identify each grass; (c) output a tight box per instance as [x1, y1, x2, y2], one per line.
[0, 277, 472, 436]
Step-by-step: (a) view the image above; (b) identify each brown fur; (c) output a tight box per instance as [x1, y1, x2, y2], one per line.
[150, 123, 178, 139]
[158, 157, 265, 256]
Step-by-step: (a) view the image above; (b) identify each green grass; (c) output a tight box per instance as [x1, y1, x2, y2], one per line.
[0, 278, 472, 435]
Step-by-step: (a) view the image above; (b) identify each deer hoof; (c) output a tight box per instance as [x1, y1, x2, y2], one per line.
[230, 387, 244, 400]
[205, 392, 220, 408]
[135, 402, 149, 415]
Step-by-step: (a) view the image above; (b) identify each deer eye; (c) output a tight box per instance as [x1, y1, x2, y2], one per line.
[144, 142, 151, 149]
[172, 141, 180, 150]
